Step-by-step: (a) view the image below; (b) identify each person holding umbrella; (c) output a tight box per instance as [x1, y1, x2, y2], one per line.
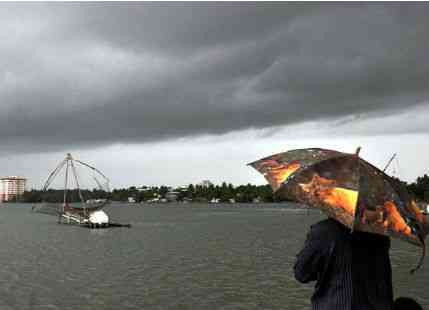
[249, 147, 429, 310]
[294, 218, 393, 309]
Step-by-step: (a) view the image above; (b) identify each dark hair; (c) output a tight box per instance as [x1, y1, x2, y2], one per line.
[394, 297, 423, 310]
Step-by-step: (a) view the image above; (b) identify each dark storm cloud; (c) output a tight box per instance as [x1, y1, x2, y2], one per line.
[0, 3, 429, 152]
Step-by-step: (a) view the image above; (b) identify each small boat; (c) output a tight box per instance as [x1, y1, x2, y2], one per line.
[34, 153, 129, 228]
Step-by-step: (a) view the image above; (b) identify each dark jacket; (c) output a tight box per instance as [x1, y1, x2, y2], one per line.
[294, 218, 393, 310]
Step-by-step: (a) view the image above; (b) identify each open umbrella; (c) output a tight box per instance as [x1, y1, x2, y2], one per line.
[249, 147, 429, 272]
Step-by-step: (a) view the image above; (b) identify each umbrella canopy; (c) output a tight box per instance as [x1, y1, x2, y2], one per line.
[249, 148, 429, 250]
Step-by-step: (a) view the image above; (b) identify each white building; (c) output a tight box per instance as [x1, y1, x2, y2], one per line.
[165, 191, 179, 202]
[200, 180, 213, 188]
[0, 176, 26, 202]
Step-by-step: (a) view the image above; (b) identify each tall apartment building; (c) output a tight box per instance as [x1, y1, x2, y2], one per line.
[0, 176, 26, 202]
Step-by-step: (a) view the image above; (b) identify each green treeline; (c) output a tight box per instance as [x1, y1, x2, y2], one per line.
[22, 183, 274, 203]
[121, 183, 276, 203]
[407, 174, 429, 202]
[22, 188, 110, 203]
[20, 174, 429, 204]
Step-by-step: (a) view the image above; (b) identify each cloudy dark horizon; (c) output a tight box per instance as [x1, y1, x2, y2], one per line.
[1, 2, 428, 188]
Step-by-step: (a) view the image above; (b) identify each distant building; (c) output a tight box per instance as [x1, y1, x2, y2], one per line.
[200, 180, 213, 188]
[0, 176, 26, 202]
[252, 197, 261, 204]
[165, 191, 179, 202]
[137, 186, 151, 192]
[176, 186, 189, 192]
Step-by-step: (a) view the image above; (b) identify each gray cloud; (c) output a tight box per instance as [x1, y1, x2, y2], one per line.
[0, 3, 429, 153]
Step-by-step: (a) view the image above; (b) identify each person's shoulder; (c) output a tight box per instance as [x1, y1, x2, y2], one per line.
[310, 218, 349, 239]
[352, 230, 390, 248]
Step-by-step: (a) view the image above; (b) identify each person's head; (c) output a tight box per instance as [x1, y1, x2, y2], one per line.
[394, 297, 423, 310]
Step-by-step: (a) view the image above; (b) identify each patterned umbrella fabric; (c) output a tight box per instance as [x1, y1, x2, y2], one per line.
[249, 148, 429, 257]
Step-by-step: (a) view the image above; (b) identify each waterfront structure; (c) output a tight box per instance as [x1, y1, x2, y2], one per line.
[0, 176, 26, 202]
[165, 191, 179, 202]
[137, 186, 152, 192]
[200, 180, 213, 188]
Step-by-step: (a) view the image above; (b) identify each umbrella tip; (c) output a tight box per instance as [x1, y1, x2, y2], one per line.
[355, 146, 362, 156]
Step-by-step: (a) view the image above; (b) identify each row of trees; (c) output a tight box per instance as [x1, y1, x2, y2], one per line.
[21, 183, 275, 203]
[407, 174, 429, 202]
[127, 183, 275, 203]
[22, 188, 110, 203]
[19, 174, 429, 204]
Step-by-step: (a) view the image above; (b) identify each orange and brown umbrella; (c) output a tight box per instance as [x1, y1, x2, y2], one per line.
[249, 147, 429, 271]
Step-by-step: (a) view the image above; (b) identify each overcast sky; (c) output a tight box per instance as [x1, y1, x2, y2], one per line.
[1, 3, 428, 189]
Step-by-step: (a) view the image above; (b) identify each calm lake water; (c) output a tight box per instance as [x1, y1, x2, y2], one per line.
[0, 203, 427, 310]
